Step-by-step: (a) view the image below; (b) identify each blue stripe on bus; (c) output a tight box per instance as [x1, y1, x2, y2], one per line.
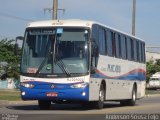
[91, 69, 146, 81]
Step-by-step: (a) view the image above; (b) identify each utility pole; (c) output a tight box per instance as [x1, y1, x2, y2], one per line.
[44, 0, 65, 20]
[132, 0, 136, 36]
[53, 0, 58, 20]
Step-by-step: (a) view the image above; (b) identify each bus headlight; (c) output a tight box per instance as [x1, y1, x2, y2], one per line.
[70, 83, 88, 88]
[21, 82, 35, 88]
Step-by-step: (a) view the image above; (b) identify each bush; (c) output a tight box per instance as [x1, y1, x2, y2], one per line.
[0, 39, 21, 80]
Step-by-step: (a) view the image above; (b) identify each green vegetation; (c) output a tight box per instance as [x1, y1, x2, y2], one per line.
[146, 89, 160, 95]
[0, 39, 21, 80]
[0, 89, 21, 101]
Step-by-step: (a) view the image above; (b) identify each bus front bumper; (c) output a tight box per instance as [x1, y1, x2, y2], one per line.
[20, 86, 89, 101]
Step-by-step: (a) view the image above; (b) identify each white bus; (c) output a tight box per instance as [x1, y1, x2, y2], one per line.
[19, 19, 146, 109]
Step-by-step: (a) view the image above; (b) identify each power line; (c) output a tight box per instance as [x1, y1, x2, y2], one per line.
[0, 12, 34, 22]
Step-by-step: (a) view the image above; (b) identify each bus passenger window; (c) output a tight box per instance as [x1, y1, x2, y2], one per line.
[121, 35, 127, 59]
[142, 43, 145, 63]
[134, 40, 137, 61]
[136, 41, 140, 62]
[106, 31, 112, 56]
[112, 32, 116, 57]
[115, 33, 121, 58]
[127, 38, 132, 61]
[131, 39, 134, 61]
[99, 28, 106, 55]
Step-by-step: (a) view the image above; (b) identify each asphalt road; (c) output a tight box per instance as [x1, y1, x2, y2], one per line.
[0, 95, 160, 120]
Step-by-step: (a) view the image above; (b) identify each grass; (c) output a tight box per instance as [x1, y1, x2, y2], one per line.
[0, 89, 21, 101]
[145, 89, 160, 95]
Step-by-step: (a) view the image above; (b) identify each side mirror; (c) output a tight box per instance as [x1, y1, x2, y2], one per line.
[14, 36, 24, 55]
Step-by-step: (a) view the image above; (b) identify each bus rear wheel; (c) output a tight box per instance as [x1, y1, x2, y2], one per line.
[120, 85, 137, 106]
[128, 85, 137, 106]
[38, 100, 51, 110]
[94, 84, 105, 109]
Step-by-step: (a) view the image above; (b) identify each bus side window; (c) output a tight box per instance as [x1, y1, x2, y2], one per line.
[142, 43, 146, 63]
[125, 37, 128, 59]
[127, 38, 132, 61]
[115, 33, 121, 58]
[139, 41, 142, 62]
[106, 31, 112, 56]
[131, 39, 134, 61]
[134, 39, 137, 61]
[112, 32, 116, 57]
[91, 25, 99, 71]
[121, 35, 127, 59]
[136, 40, 140, 62]
[99, 28, 106, 55]
[139, 41, 144, 63]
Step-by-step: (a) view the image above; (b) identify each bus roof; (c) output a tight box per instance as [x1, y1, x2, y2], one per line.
[27, 19, 144, 42]
[28, 19, 94, 28]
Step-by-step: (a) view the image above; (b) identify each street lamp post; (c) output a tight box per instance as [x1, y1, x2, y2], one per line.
[132, 0, 136, 36]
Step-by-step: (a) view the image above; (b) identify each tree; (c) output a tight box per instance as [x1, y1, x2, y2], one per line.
[0, 38, 21, 80]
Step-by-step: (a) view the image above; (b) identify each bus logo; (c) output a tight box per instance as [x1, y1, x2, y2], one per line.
[51, 84, 55, 89]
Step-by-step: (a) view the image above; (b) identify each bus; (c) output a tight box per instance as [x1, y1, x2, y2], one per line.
[19, 19, 146, 109]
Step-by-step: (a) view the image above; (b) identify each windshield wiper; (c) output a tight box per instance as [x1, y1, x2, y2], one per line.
[35, 39, 52, 76]
[35, 51, 52, 76]
[53, 31, 71, 77]
[54, 57, 71, 77]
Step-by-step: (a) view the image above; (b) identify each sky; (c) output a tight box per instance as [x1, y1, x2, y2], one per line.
[0, 0, 160, 47]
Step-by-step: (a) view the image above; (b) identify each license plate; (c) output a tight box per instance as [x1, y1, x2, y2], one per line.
[46, 92, 58, 97]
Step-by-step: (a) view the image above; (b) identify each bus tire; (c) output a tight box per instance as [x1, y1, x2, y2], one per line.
[128, 85, 137, 106]
[38, 100, 51, 110]
[81, 102, 91, 110]
[94, 84, 105, 109]
[120, 85, 137, 106]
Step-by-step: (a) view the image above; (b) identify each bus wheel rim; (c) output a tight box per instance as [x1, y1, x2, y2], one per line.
[133, 90, 136, 101]
[100, 90, 104, 101]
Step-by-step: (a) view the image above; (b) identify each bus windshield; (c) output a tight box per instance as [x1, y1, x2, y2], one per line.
[21, 28, 89, 77]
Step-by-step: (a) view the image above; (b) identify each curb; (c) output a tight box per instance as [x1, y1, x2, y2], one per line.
[0, 100, 37, 107]
[8, 100, 37, 105]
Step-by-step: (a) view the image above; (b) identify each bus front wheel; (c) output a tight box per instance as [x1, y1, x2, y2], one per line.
[38, 100, 51, 110]
[94, 84, 105, 109]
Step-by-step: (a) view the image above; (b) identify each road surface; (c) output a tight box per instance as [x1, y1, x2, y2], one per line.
[0, 95, 160, 120]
